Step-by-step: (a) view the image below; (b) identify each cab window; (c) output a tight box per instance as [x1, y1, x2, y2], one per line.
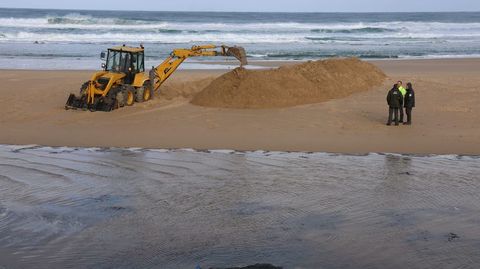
[106, 50, 129, 72]
[106, 50, 144, 73]
[133, 53, 145, 72]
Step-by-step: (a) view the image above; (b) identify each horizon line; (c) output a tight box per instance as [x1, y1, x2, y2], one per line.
[1, 6, 480, 13]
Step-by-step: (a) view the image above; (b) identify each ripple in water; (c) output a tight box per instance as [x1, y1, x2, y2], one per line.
[0, 145, 479, 269]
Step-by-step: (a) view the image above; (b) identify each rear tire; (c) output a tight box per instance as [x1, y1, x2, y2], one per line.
[116, 91, 126, 107]
[125, 87, 135, 106]
[135, 84, 153, 103]
[144, 81, 154, 100]
[135, 87, 145, 103]
[143, 87, 151, 101]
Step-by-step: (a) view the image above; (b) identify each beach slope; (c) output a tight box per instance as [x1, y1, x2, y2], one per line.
[0, 59, 479, 154]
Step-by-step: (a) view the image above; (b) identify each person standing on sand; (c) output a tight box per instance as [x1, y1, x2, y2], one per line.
[386, 83, 403, 126]
[397, 81, 407, 123]
[403, 82, 416, 125]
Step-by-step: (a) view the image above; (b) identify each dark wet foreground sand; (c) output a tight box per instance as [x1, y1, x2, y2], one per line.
[0, 145, 479, 268]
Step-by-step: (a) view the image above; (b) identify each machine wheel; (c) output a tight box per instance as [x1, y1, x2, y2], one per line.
[125, 88, 135, 106]
[143, 87, 151, 101]
[135, 84, 153, 103]
[115, 91, 126, 107]
[79, 82, 89, 96]
[144, 81, 154, 100]
[135, 87, 145, 103]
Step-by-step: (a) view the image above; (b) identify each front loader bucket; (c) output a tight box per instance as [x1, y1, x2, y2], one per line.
[65, 94, 117, 112]
[65, 94, 87, 110]
[226, 46, 248, 66]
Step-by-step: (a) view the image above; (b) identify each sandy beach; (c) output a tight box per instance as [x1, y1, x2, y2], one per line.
[1, 58, 479, 154]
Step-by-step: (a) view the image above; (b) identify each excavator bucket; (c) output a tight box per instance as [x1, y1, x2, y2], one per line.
[225, 46, 248, 66]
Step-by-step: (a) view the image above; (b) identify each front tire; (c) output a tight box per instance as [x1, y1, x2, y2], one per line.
[79, 81, 89, 96]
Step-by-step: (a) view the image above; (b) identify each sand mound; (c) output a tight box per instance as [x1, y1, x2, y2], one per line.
[158, 77, 215, 100]
[191, 58, 386, 109]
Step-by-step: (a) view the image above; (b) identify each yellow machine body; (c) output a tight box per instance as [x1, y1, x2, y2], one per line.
[65, 44, 247, 111]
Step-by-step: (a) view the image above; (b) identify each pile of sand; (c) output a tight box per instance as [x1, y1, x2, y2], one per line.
[191, 58, 386, 109]
[158, 77, 215, 100]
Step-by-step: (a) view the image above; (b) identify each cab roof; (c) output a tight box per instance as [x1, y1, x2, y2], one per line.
[109, 46, 144, 53]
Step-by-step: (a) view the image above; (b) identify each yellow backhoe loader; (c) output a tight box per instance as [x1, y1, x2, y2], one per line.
[65, 44, 247, 111]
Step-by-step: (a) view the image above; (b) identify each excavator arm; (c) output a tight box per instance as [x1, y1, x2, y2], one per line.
[149, 45, 247, 92]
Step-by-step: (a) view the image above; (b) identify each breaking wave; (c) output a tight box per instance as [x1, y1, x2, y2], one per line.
[310, 27, 397, 34]
[1, 9, 480, 66]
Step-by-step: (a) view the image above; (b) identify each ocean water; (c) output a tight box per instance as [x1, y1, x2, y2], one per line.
[0, 145, 480, 268]
[1, 8, 480, 69]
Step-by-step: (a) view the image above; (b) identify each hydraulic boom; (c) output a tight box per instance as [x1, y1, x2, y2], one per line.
[148, 45, 247, 93]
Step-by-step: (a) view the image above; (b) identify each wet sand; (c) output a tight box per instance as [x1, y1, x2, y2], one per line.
[1, 59, 479, 154]
[0, 146, 479, 268]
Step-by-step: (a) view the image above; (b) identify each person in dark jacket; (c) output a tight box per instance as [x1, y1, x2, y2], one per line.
[386, 83, 403, 126]
[403, 82, 415, 125]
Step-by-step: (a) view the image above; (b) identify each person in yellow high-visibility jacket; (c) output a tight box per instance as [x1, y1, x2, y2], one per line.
[397, 81, 407, 123]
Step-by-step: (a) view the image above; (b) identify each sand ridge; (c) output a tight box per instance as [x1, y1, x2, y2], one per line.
[191, 58, 386, 108]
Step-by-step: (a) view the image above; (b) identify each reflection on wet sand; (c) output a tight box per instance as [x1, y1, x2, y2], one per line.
[0, 146, 479, 269]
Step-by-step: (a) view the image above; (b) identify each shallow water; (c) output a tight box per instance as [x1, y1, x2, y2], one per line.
[0, 145, 479, 269]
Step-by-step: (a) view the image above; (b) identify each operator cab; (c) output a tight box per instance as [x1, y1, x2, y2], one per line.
[102, 45, 145, 83]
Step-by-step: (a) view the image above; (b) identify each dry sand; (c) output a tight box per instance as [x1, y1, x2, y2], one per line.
[1, 58, 479, 154]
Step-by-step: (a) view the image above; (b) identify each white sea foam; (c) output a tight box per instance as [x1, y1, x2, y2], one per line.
[0, 31, 310, 43]
[2, 14, 480, 38]
[1, 11, 480, 66]
[2, 30, 480, 44]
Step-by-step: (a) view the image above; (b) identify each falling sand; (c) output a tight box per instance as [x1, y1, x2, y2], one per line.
[191, 58, 386, 109]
